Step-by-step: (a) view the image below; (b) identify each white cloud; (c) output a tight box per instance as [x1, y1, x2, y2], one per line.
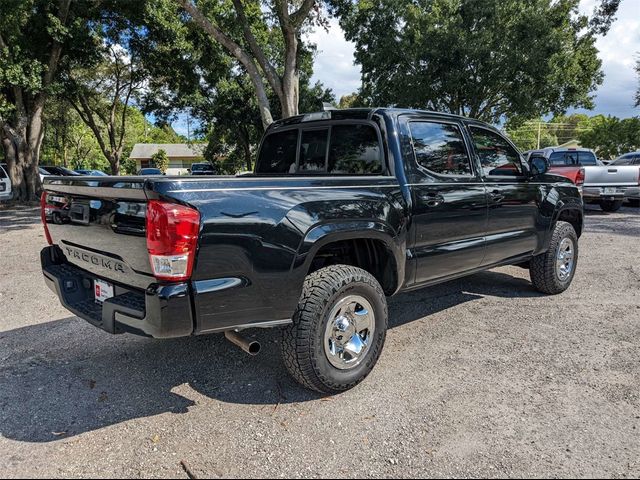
[307, 18, 361, 101]
[306, 1, 640, 117]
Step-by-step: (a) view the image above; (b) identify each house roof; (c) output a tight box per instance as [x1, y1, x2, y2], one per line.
[129, 143, 206, 160]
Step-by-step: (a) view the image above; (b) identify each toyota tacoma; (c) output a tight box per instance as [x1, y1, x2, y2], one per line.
[40, 108, 584, 393]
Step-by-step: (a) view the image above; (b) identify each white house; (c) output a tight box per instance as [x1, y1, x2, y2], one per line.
[129, 143, 207, 175]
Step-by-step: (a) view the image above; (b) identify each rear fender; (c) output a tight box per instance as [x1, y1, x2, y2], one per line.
[293, 220, 405, 295]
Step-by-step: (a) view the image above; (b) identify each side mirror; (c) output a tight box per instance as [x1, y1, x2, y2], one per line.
[529, 155, 549, 176]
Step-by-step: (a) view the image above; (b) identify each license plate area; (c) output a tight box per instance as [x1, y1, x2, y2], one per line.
[603, 187, 618, 194]
[94, 279, 114, 304]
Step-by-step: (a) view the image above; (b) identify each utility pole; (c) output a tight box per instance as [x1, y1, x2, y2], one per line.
[186, 111, 191, 143]
[536, 121, 542, 149]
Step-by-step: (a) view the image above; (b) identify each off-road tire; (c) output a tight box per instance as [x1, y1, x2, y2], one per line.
[530, 221, 578, 294]
[600, 199, 623, 212]
[281, 265, 388, 394]
[628, 199, 639, 208]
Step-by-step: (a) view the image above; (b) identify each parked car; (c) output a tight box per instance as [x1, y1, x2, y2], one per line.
[137, 168, 164, 176]
[189, 162, 217, 175]
[75, 169, 108, 176]
[40, 108, 584, 394]
[40, 166, 83, 176]
[525, 147, 640, 211]
[0, 163, 12, 201]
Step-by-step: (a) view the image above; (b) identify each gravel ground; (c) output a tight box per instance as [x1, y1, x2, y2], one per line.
[0, 203, 639, 478]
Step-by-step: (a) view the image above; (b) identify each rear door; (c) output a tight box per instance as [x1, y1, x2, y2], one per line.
[402, 115, 488, 284]
[467, 125, 540, 265]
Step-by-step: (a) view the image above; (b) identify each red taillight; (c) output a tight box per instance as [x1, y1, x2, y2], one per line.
[40, 191, 53, 245]
[575, 168, 585, 187]
[146, 200, 200, 281]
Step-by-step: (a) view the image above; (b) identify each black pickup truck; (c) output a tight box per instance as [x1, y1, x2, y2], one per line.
[41, 108, 583, 393]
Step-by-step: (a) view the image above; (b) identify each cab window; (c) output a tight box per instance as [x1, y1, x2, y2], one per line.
[469, 127, 523, 177]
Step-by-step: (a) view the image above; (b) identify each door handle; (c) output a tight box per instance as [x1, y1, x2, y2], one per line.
[490, 190, 504, 203]
[423, 192, 445, 207]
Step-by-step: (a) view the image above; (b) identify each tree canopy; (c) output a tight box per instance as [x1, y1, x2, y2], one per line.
[332, 0, 619, 123]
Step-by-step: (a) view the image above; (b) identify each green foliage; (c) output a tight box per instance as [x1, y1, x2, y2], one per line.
[506, 114, 640, 159]
[332, 0, 615, 123]
[578, 116, 640, 159]
[151, 148, 169, 174]
[506, 120, 559, 152]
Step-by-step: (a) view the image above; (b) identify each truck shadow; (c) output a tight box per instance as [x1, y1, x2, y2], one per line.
[0, 270, 539, 443]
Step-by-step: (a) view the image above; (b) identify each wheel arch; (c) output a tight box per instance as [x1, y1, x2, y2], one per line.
[295, 221, 405, 296]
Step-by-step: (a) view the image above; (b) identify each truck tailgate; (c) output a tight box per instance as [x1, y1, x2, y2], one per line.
[43, 177, 155, 290]
[583, 165, 640, 186]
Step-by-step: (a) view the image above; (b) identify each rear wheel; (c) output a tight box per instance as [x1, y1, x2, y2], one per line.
[281, 265, 388, 394]
[600, 199, 623, 212]
[530, 221, 578, 295]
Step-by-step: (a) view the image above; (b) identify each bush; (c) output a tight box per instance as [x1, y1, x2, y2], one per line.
[151, 149, 169, 174]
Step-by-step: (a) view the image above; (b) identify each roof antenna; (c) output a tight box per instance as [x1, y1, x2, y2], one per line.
[323, 102, 337, 111]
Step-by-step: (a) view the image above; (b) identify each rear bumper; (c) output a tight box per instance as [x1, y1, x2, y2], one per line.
[583, 186, 639, 200]
[41, 246, 194, 338]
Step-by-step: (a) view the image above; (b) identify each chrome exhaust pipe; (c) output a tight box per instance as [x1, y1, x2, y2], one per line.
[224, 330, 261, 356]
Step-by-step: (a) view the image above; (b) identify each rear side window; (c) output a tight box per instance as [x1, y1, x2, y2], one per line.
[0, 166, 7, 179]
[409, 121, 472, 176]
[256, 129, 299, 174]
[469, 127, 523, 176]
[328, 124, 382, 174]
[578, 152, 597, 165]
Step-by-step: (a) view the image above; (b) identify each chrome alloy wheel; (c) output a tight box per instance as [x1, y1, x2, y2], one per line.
[556, 237, 575, 281]
[324, 295, 375, 370]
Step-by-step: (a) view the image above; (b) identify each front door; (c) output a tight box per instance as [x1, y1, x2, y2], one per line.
[466, 125, 540, 266]
[402, 117, 488, 285]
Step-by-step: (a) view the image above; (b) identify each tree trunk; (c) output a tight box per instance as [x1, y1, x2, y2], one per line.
[108, 152, 121, 176]
[1, 115, 43, 202]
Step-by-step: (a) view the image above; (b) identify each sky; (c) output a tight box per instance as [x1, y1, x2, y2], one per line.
[171, 0, 639, 136]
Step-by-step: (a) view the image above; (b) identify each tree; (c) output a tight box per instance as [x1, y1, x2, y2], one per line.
[506, 120, 558, 152]
[173, 0, 328, 128]
[0, 0, 77, 200]
[332, 0, 620, 123]
[151, 148, 169, 173]
[578, 116, 640, 160]
[65, 45, 144, 175]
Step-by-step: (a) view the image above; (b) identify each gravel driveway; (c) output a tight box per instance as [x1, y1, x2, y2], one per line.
[0, 203, 639, 478]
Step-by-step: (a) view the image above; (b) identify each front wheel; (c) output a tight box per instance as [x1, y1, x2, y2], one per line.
[628, 199, 640, 208]
[600, 199, 623, 212]
[530, 221, 578, 295]
[281, 265, 388, 394]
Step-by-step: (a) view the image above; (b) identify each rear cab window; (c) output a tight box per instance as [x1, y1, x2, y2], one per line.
[0, 166, 7, 179]
[255, 122, 384, 175]
[577, 152, 597, 166]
